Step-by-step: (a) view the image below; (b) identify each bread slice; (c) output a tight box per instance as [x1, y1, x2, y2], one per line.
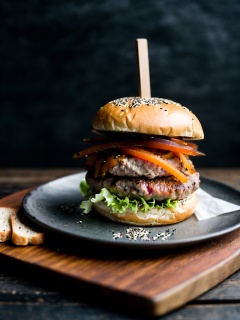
[11, 208, 45, 246]
[0, 207, 14, 242]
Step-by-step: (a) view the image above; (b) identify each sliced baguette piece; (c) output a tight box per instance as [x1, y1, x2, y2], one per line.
[11, 208, 45, 246]
[0, 207, 14, 242]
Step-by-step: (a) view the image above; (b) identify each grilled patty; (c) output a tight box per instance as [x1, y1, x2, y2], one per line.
[87, 153, 187, 179]
[86, 171, 200, 201]
[108, 154, 184, 179]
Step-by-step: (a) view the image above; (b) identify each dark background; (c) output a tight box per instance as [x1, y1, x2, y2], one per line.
[1, 0, 239, 168]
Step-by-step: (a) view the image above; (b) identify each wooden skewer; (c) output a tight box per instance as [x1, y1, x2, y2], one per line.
[135, 38, 151, 98]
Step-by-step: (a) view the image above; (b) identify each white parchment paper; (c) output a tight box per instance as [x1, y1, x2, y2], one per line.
[194, 188, 240, 220]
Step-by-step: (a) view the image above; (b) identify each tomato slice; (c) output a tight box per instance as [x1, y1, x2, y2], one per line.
[74, 138, 204, 158]
[171, 138, 198, 150]
[138, 140, 204, 155]
[120, 147, 188, 183]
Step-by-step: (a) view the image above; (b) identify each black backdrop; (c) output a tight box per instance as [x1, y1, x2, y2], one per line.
[1, 0, 240, 168]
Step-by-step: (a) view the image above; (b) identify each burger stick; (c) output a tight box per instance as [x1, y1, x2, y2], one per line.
[135, 38, 151, 98]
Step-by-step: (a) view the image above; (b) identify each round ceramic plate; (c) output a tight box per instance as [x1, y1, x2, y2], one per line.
[23, 172, 240, 249]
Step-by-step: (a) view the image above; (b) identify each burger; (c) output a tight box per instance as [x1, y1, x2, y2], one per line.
[74, 97, 204, 226]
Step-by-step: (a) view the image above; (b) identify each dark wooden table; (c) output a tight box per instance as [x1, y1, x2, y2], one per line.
[0, 168, 239, 320]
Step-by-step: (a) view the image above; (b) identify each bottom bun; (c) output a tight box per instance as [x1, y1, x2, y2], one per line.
[93, 193, 198, 226]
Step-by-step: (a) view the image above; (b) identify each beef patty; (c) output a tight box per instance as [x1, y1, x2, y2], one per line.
[108, 154, 184, 179]
[87, 153, 187, 179]
[86, 172, 200, 201]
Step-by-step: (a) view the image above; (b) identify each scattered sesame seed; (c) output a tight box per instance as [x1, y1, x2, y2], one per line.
[155, 228, 176, 241]
[126, 227, 150, 241]
[111, 227, 176, 241]
[112, 231, 123, 240]
[110, 97, 185, 109]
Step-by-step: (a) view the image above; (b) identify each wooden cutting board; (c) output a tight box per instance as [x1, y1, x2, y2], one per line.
[0, 189, 239, 316]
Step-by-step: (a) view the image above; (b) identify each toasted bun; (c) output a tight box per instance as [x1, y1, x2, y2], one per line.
[93, 193, 198, 226]
[92, 97, 204, 140]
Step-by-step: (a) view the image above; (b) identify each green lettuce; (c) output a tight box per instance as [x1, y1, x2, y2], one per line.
[80, 180, 92, 197]
[79, 180, 178, 214]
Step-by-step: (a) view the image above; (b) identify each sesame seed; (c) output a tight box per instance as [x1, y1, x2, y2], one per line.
[111, 227, 176, 242]
[112, 231, 123, 240]
[110, 97, 184, 109]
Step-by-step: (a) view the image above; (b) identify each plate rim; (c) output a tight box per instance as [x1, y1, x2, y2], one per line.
[22, 172, 240, 249]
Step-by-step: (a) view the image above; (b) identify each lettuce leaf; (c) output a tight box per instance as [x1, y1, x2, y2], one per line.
[79, 180, 178, 214]
[80, 199, 93, 214]
[80, 180, 92, 197]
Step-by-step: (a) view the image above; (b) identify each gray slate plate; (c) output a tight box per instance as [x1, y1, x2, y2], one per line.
[23, 172, 240, 249]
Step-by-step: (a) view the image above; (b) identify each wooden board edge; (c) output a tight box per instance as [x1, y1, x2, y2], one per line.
[151, 251, 240, 316]
[0, 245, 154, 316]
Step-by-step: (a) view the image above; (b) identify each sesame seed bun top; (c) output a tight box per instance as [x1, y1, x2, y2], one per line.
[92, 97, 204, 140]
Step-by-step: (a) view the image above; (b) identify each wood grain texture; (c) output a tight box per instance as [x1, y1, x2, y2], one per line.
[0, 186, 239, 316]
